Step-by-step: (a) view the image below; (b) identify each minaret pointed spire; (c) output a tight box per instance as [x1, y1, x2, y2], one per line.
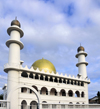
[15, 16, 17, 20]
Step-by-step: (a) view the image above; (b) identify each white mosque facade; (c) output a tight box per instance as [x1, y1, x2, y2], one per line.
[3, 19, 90, 109]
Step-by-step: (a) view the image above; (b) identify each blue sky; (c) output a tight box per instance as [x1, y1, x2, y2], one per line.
[0, 0, 100, 99]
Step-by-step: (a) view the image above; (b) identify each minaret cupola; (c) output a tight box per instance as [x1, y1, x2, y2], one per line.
[11, 19, 21, 27]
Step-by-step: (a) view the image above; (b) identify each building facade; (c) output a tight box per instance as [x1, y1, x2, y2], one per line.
[3, 19, 90, 109]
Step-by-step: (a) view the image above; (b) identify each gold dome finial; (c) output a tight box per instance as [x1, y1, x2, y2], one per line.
[32, 58, 56, 74]
[77, 45, 85, 52]
[11, 17, 21, 27]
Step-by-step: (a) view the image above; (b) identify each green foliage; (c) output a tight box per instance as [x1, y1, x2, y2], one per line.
[97, 91, 100, 104]
[0, 94, 3, 100]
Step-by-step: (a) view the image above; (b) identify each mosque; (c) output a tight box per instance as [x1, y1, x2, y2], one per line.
[3, 19, 90, 109]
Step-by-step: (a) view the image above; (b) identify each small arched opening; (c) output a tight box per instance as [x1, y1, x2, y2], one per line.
[60, 89, 66, 96]
[32, 86, 38, 91]
[50, 76, 53, 82]
[50, 88, 57, 96]
[54, 77, 57, 83]
[76, 102, 80, 104]
[21, 100, 27, 109]
[29, 73, 33, 78]
[68, 90, 73, 97]
[69, 102, 73, 104]
[35, 74, 39, 79]
[21, 72, 28, 78]
[40, 75, 43, 80]
[81, 82, 84, 86]
[45, 76, 48, 81]
[41, 87, 48, 95]
[81, 92, 84, 97]
[42, 101, 48, 109]
[75, 91, 80, 97]
[21, 87, 27, 93]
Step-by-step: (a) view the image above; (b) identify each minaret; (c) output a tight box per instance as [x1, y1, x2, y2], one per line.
[6, 18, 24, 109]
[75, 46, 88, 78]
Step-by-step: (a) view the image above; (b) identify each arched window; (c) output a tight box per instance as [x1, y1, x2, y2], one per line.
[21, 88, 27, 93]
[71, 80, 73, 85]
[81, 82, 84, 86]
[75, 91, 80, 97]
[50, 88, 57, 96]
[59, 78, 62, 83]
[54, 77, 57, 83]
[32, 86, 38, 91]
[21, 100, 27, 109]
[42, 101, 48, 108]
[81, 92, 84, 97]
[21, 72, 28, 78]
[63, 79, 66, 84]
[45, 76, 48, 81]
[41, 87, 48, 95]
[35, 74, 38, 79]
[60, 89, 66, 96]
[40, 75, 43, 80]
[29, 73, 33, 78]
[68, 90, 73, 97]
[50, 77, 53, 82]
[30, 101, 37, 109]
[67, 80, 69, 84]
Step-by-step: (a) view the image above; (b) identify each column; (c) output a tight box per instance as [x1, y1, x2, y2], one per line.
[53, 77, 55, 82]
[48, 76, 50, 81]
[73, 81, 75, 85]
[79, 82, 81, 86]
[58, 92, 60, 96]
[43, 75, 45, 81]
[76, 81, 78, 85]
[57, 78, 59, 83]
[66, 79, 67, 84]
[48, 91, 50, 95]
[61, 79, 63, 83]
[33, 74, 36, 79]
[38, 75, 40, 80]
[69, 80, 71, 84]
[27, 72, 30, 78]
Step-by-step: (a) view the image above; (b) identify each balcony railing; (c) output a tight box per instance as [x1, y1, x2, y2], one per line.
[20, 103, 100, 109]
[41, 103, 100, 109]
[0, 100, 10, 109]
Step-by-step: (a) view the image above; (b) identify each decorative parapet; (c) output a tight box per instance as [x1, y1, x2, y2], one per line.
[4, 63, 90, 83]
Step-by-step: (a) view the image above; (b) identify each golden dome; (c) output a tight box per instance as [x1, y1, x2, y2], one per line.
[77, 46, 85, 52]
[32, 58, 56, 74]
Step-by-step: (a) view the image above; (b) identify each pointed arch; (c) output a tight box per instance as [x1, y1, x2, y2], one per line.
[21, 100, 27, 109]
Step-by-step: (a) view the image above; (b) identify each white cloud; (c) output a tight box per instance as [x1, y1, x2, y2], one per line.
[0, 0, 100, 98]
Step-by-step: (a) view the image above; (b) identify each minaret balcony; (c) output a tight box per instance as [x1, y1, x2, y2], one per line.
[4, 63, 20, 73]
[76, 62, 88, 67]
[6, 39, 24, 50]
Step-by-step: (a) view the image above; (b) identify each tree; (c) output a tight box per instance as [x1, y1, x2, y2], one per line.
[97, 91, 100, 104]
[0, 94, 3, 100]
